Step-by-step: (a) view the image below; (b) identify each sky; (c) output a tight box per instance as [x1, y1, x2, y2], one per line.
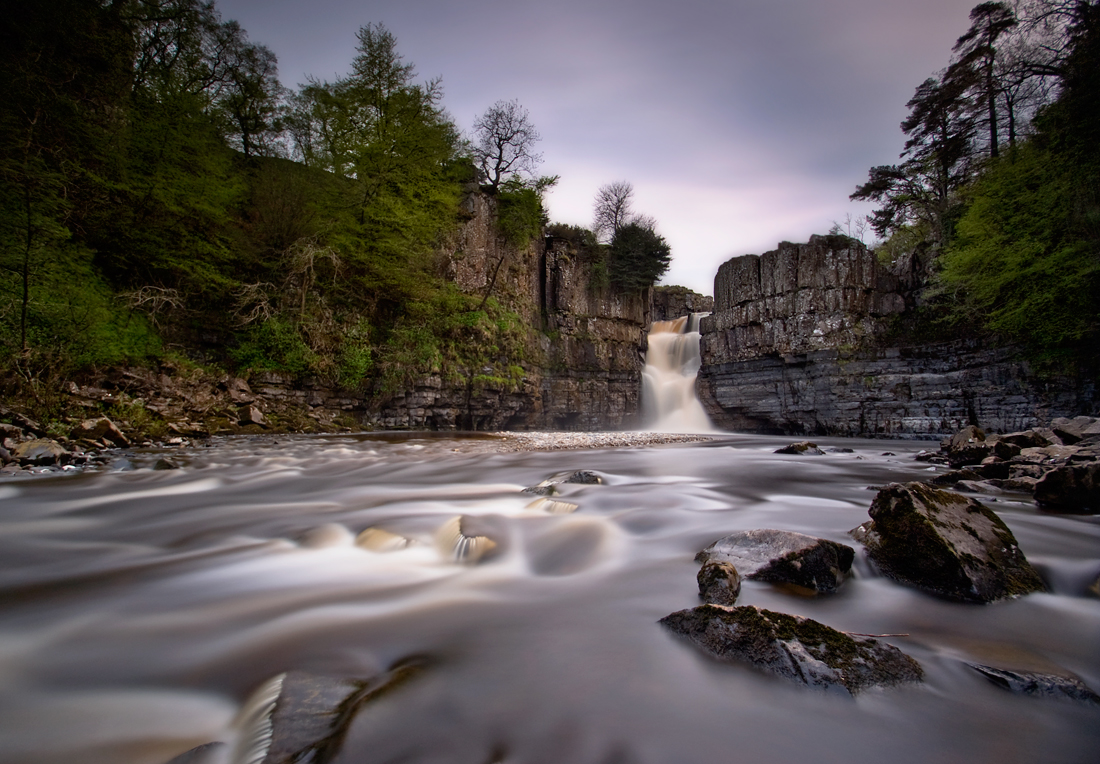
[217, 0, 979, 295]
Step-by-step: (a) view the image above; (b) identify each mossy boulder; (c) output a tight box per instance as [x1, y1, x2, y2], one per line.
[850, 482, 1045, 603]
[660, 605, 923, 695]
[696, 529, 855, 594]
[697, 560, 741, 605]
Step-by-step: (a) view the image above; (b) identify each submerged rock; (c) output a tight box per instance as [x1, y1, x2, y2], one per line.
[967, 663, 1100, 705]
[660, 605, 923, 695]
[697, 560, 741, 605]
[1033, 463, 1100, 514]
[436, 515, 501, 563]
[696, 529, 855, 594]
[522, 469, 604, 496]
[774, 441, 825, 455]
[164, 661, 427, 764]
[850, 482, 1045, 603]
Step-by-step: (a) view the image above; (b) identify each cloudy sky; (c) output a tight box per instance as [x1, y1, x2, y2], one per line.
[217, 0, 978, 294]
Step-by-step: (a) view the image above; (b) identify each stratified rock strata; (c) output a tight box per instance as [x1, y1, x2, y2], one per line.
[850, 482, 1045, 603]
[660, 605, 923, 694]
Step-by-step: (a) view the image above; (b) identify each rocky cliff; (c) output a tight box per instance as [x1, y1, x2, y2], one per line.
[258, 192, 651, 431]
[650, 286, 713, 322]
[698, 235, 1096, 437]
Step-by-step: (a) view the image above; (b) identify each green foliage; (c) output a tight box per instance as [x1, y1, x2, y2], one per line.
[940, 130, 1098, 362]
[230, 317, 317, 375]
[608, 222, 672, 292]
[496, 185, 544, 247]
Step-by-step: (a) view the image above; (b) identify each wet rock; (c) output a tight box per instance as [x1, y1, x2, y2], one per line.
[967, 664, 1100, 705]
[0, 445, 10, 465]
[235, 661, 426, 764]
[69, 416, 130, 447]
[774, 441, 825, 455]
[946, 425, 990, 467]
[522, 469, 604, 496]
[154, 457, 180, 470]
[163, 742, 226, 764]
[660, 605, 923, 695]
[696, 529, 854, 594]
[356, 527, 416, 552]
[525, 497, 579, 514]
[697, 560, 741, 605]
[436, 515, 501, 563]
[1034, 463, 1100, 514]
[12, 438, 69, 466]
[953, 479, 1003, 494]
[975, 458, 1011, 480]
[850, 482, 1045, 603]
[930, 468, 983, 486]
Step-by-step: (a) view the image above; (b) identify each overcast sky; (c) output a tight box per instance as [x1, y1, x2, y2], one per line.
[217, 0, 978, 294]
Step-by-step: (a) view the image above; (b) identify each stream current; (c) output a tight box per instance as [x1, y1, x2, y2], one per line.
[0, 433, 1098, 763]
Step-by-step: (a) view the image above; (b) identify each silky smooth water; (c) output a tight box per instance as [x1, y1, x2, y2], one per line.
[0, 433, 1097, 764]
[641, 315, 712, 433]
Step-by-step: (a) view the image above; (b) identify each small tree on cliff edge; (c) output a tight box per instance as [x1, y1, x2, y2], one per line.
[609, 221, 671, 292]
[593, 181, 634, 243]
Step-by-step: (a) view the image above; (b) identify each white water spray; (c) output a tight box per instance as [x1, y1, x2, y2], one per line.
[642, 313, 713, 433]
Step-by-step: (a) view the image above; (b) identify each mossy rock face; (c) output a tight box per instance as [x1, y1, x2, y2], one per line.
[850, 482, 1046, 603]
[696, 529, 855, 594]
[660, 605, 923, 695]
[697, 560, 741, 605]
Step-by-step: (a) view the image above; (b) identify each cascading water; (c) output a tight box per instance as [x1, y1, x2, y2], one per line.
[642, 313, 713, 432]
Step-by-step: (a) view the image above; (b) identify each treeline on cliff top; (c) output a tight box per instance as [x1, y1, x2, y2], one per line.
[0, 0, 669, 413]
[852, 0, 1099, 370]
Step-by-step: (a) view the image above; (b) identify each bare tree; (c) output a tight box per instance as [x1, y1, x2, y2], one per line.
[471, 99, 543, 191]
[593, 181, 634, 243]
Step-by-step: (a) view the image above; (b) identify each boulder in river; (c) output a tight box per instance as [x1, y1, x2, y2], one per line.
[696, 529, 855, 594]
[850, 482, 1045, 603]
[945, 425, 991, 467]
[1033, 462, 1100, 514]
[966, 663, 1100, 705]
[697, 560, 741, 605]
[774, 441, 824, 455]
[660, 605, 923, 695]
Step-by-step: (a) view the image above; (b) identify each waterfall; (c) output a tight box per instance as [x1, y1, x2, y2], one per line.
[642, 313, 713, 433]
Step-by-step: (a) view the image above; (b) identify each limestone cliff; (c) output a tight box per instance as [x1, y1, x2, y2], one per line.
[698, 236, 1096, 437]
[650, 286, 713, 322]
[257, 191, 651, 431]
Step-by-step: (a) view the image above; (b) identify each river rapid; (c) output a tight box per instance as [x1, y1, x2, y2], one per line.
[0, 433, 1098, 764]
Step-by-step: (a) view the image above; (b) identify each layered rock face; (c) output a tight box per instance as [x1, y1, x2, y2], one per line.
[698, 236, 1096, 437]
[256, 193, 651, 431]
[650, 286, 713, 322]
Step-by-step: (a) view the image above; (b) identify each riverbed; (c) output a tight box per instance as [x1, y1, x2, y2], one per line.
[0, 432, 1097, 763]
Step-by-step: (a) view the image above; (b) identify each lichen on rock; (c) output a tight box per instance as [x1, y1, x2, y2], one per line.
[659, 604, 923, 695]
[850, 482, 1045, 603]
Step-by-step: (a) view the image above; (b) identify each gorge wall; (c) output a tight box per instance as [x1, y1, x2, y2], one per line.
[698, 235, 1097, 438]
[254, 191, 651, 431]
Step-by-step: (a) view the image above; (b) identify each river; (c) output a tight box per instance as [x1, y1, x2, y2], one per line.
[0, 432, 1097, 764]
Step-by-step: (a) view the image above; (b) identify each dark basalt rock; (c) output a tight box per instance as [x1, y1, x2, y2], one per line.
[850, 482, 1045, 603]
[1034, 463, 1100, 514]
[660, 605, 923, 695]
[697, 560, 741, 605]
[967, 663, 1100, 705]
[774, 441, 824, 455]
[696, 529, 855, 594]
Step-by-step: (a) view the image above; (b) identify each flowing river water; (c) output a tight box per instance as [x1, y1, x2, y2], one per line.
[0, 432, 1098, 764]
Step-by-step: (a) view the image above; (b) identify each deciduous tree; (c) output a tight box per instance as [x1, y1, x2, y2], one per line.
[471, 99, 543, 192]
